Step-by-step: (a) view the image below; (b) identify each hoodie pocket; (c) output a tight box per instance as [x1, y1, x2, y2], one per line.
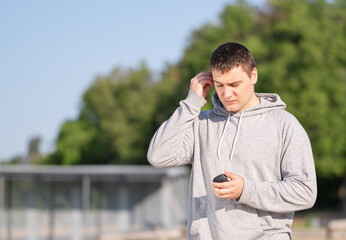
[256, 209, 293, 235]
[208, 199, 268, 240]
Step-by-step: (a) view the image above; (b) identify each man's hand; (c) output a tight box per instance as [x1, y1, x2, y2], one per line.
[212, 170, 244, 200]
[190, 72, 213, 99]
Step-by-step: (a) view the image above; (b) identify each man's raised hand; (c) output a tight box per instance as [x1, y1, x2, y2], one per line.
[190, 72, 213, 99]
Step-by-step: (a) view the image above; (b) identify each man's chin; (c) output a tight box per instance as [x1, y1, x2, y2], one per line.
[225, 106, 240, 113]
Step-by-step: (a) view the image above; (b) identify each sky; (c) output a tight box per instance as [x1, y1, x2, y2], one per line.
[0, 0, 265, 162]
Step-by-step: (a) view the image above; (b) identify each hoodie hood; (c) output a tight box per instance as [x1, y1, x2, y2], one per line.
[212, 92, 286, 118]
[212, 92, 287, 161]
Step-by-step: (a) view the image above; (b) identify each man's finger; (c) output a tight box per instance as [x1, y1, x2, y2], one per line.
[225, 170, 239, 180]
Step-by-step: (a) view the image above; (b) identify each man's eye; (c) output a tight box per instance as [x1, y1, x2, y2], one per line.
[216, 84, 223, 87]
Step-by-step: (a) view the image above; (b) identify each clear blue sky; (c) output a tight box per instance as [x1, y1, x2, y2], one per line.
[0, 0, 265, 162]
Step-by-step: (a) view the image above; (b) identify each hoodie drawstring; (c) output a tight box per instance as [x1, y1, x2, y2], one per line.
[217, 114, 231, 161]
[217, 112, 244, 161]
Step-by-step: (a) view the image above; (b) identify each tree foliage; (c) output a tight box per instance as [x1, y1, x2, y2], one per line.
[41, 63, 157, 165]
[39, 0, 345, 180]
[254, 0, 346, 178]
[179, 0, 346, 178]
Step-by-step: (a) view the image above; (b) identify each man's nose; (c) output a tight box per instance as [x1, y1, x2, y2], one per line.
[224, 87, 233, 98]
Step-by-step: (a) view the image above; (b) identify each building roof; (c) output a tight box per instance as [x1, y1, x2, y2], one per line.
[0, 165, 190, 182]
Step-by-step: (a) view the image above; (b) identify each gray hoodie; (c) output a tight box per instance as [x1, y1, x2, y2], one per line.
[148, 90, 317, 240]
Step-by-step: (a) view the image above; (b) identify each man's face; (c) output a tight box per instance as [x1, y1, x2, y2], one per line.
[212, 66, 258, 113]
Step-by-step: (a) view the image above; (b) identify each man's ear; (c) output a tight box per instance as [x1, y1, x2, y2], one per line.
[251, 67, 258, 84]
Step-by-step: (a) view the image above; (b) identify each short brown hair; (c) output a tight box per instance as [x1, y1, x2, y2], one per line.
[210, 42, 256, 77]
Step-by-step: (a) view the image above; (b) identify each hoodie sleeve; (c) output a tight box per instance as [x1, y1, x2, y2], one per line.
[147, 90, 207, 168]
[238, 113, 317, 213]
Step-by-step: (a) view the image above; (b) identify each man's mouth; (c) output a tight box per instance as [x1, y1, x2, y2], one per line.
[224, 99, 236, 104]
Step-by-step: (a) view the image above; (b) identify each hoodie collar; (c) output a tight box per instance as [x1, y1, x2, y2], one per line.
[212, 92, 286, 118]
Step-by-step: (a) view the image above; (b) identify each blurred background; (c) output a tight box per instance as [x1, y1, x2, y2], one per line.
[1, 0, 345, 239]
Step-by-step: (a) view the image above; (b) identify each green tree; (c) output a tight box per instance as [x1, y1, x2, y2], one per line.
[254, 0, 346, 178]
[41, 0, 345, 181]
[175, 0, 345, 209]
[41, 63, 156, 165]
[37, 0, 345, 210]
[179, 0, 346, 178]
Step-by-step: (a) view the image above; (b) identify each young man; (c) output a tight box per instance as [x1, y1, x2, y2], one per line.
[147, 42, 317, 240]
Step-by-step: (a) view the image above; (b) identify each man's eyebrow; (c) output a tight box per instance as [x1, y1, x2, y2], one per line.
[212, 80, 242, 84]
[212, 79, 221, 83]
